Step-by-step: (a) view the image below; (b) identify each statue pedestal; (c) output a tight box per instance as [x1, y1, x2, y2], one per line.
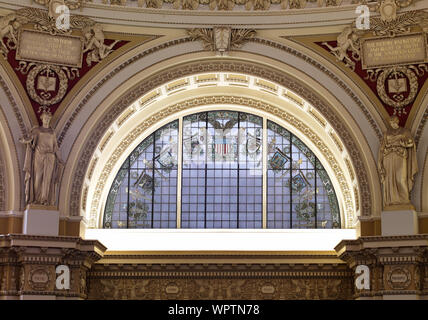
[23, 205, 59, 236]
[381, 209, 418, 236]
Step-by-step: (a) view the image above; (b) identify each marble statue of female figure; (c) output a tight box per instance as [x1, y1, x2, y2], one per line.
[378, 115, 418, 209]
[20, 111, 64, 206]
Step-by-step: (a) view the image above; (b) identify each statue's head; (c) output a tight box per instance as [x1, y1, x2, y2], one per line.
[389, 115, 400, 129]
[40, 111, 52, 128]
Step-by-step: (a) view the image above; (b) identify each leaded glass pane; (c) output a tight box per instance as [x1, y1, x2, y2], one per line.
[181, 111, 263, 228]
[104, 112, 340, 229]
[103, 122, 178, 228]
[267, 120, 340, 229]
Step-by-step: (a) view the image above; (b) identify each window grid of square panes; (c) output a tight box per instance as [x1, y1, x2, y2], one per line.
[103, 122, 178, 228]
[181, 111, 263, 228]
[103, 112, 340, 229]
[267, 121, 340, 229]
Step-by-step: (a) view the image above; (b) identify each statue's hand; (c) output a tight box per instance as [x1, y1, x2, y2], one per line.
[19, 136, 30, 144]
[379, 168, 385, 182]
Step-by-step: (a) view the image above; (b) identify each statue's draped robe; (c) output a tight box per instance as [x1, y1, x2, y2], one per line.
[23, 126, 63, 206]
[378, 127, 418, 207]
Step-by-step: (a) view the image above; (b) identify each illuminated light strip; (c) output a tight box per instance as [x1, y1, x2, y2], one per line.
[85, 229, 357, 251]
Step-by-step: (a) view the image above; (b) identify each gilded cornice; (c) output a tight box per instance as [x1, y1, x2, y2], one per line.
[335, 235, 428, 298]
[335, 234, 428, 254]
[28, 0, 420, 13]
[87, 262, 354, 299]
[0, 233, 107, 252]
[1, 0, 425, 30]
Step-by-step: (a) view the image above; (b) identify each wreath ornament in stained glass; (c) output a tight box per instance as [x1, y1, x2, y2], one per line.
[246, 132, 261, 154]
[295, 202, 316, 223]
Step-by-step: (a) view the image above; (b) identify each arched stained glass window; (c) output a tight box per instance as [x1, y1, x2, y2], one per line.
[103, 111, 340, 229]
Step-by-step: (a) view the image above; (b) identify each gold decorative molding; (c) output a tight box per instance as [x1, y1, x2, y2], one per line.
[88, 276, 353, 300]
[187, 28, 256, 55]
[88, 252, 352, 300]
[61, 0, 419, 12]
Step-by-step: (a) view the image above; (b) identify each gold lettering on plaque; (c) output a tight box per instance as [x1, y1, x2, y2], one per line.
[16, 29, 83, 68]
[361, 33, 427, 69]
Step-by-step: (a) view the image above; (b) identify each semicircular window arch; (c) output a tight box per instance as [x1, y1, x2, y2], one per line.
[103, 111, 340, 229]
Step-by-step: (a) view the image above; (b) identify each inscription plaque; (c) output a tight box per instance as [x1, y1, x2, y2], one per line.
[29, 268, 50, 291]
[361, 33, 427, 69]
[16, 29, 83, 68]
[387, 267, 411, 290]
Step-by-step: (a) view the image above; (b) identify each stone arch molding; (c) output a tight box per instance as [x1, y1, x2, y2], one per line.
[0, 105, 21, 211]
[63, 58, 380, 227]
